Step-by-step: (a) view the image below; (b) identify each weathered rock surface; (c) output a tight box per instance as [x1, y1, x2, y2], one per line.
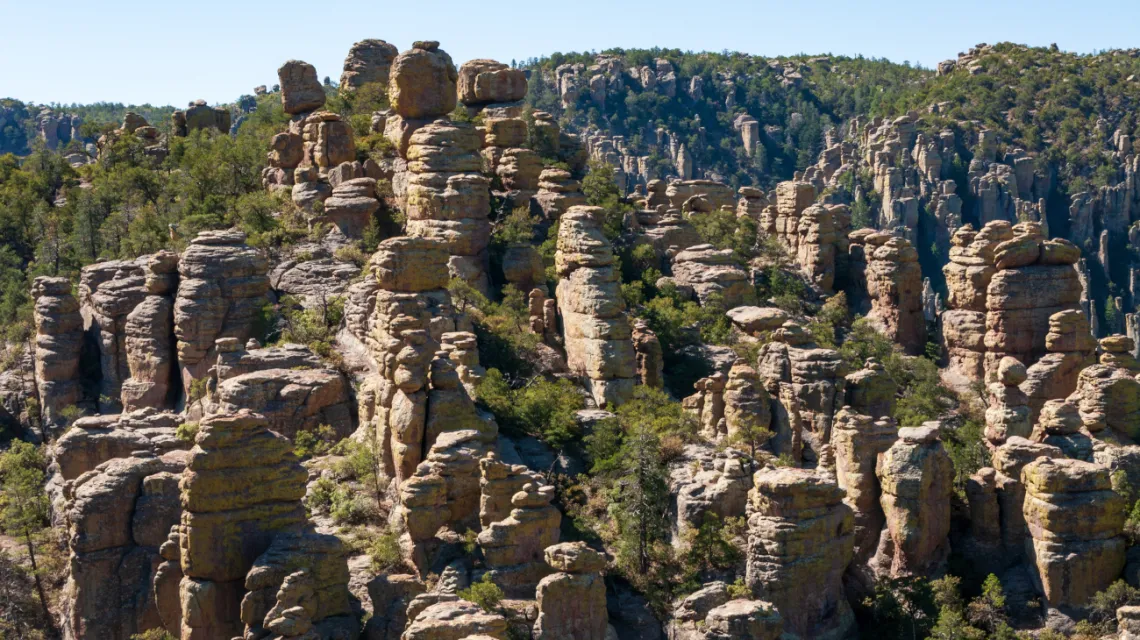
[832, 408, 897, 566]
[32, 276, 85, 432]
[174, 230, 269, 403]
[458, 59, 528, 106]
[278, 60, 326, 115]
[671, 245, 753, 308]
[122, 251, 179, 411]
[668, 444, 753, 540]
[756, 321, 847, 463]
[555, 205, 635, 406]
[1020, 310, 1096, 424]
[746, 467, 854, 640]
[390, 41, 458, 119]
[534, 542, 607, 640]
[1021, 457, 1126, 608]
[61, 450, 187, 640]
[872, 425, 953, 578]
[985, 356, 1032, 446]
[340, 39, 398, 92]
[864, 234, 926, 354]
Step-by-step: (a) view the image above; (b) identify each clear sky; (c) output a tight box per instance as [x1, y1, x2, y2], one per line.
[3, 0, 1139, 107]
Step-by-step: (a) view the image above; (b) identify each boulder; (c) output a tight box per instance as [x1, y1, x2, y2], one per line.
[278, 60, 326, 115]
[389, 41, 458, 119]
[340, 39, 398, 92]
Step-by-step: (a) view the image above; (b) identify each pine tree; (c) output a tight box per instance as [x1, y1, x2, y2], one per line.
[0, 441, 54, 631]
[612, 425, 670, 574]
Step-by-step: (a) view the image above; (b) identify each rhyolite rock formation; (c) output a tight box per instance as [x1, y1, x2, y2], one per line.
[555, 205, 636, 406]
[534, 542, 608, 640]
[746, 467, 855, 639]
[340, 39, 399, 92]
[32, 276, 85, 433]
[1021, 457, 1126, 608]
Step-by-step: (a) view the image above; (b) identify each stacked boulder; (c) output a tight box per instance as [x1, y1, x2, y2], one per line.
[477, 480, 562, 595]
[32, 276, 85, 432]
[746, 467, 855, 639]
[761, 181, 847, 292]
[983, 222, 1083, 383]
[756, 321, 847, 463]
[633, 207, 701, 259]
[665, 179, 736, 212]
[79, 259, 148, 412]
[174, 230, 269, 405]
[171, 100, 230, 136]
[1021, 457, 1126, 608]
[1020, 310, 1096, 423]
[533, 168, 588, 222]
[942, 222, 1009, 383]
[555, 205, 636, 406]
[404, 117, 492, 293]
[670, 245, 753, 308]
[339, 39, 398, 92]
[872, 425, 953, 578]
[863, 233, 926, 355]
[984, 356, 1032, 446]
[349, 237, 464, 483]
[61, 450, 188, 639]
[122, 251, 180, 411]
[534, 543, 608, 640]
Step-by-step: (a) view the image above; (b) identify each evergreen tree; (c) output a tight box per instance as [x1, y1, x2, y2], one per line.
[0, 441, 54, 631]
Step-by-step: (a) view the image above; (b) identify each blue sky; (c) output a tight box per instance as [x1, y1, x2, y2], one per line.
[2, 0, 1139, 106]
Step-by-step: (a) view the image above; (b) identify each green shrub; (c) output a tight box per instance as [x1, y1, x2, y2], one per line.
[367, 528, 405, 573]
[476, 369, 585, 449]
[294, 424, 338, 460]
[459, 574, 504, 613]
[175, 421, 199, 443]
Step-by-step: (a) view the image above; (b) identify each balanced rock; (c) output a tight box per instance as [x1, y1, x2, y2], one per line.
[390, 41, 458, 119]
[278, 60, 326, 115]
[458, 59, 528, 106]
[340, 39, 398, 92]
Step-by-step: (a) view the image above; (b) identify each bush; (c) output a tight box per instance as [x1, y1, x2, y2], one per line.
[366, 528, 405, 573]
[459, 574, 504, 613]
[476, 369, 585, 449]
[294, 424, 338, 460]
[175, 421, 199, 443]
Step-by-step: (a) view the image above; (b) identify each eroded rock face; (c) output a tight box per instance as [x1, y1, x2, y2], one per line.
[171, 100, 230, 137]
[872, 425, 953, 578]
[278, 60, 326, 115]
[983, 222, 1082, 384]
[534, 542, 607, 640]
[1021, 457, 1126, 608]
[238, 531, 356, 639]
[51, 410, 184, 483]
[555, 206, 635, 406]
[403, 599, 508, 640]
[122, 250, 179, 411]
[534, 168, 587, 222]
[80, 258, 148, 412]
[671, 245, 753, 308]
[177, 410, 309, 639]
[832, 408, 897, 566]
[756, 322, 847, 463]
[477, 481, 561, 596]
[404, 120, 492, 293]
[723, 360, 772, 451]
[942, 223, 1009, 383]
[390, 41, 458, 119]
[1020, 310, 1096, 424]
[634, 207, 701, 259]
[174, 230, 269, 403]
[864, 234, 926, 355]
[632, 319, 664, 389]
[340, 39, 398, 92]
[214, 358, 354, 441]
[761, 182, 847, 293]
[458, 59, 528, 106]
[746, 467, 854, 640]
[1074, 363, 1140, 440]
[62, 450, 187, 640]
[669, 444, 753, 540]
[32, 276, 84, 432]
[322, 177, 379, 238]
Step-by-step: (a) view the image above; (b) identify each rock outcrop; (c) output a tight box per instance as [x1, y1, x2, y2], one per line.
[1020, 310, 1096, 423]
[278, 60, 326, 115]
[1021, 457, 1126, 608]
[340, 39, 399, 92]
[61, 450, 187, 640]
[390, 41, 458, 119]
[746, 467, 854, 640]
[832, 408, 898, 567]
[404, 120, 492, 293]
[1073, 362, 1140, 441]
[984, 356, 1032, 446]
[534, 542, 607, 640]
[177, 410, 309, 639]
[756, 321, 847, 462]
[32, 276, 85, 432]
[80, 258, 148, 413]
[458, 59, 528, 107]
[872, 425, 953, 578]
[863, 234, 926, 354]
[477, 480, 561, 595]
[670, 245, 752, 308]
[122, 251, 179, 412]
[555, 205, 635, 406]
[174, 230, 269, 404]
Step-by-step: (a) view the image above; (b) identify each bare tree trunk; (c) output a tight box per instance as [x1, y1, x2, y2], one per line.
[24, 527, 56, 636]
